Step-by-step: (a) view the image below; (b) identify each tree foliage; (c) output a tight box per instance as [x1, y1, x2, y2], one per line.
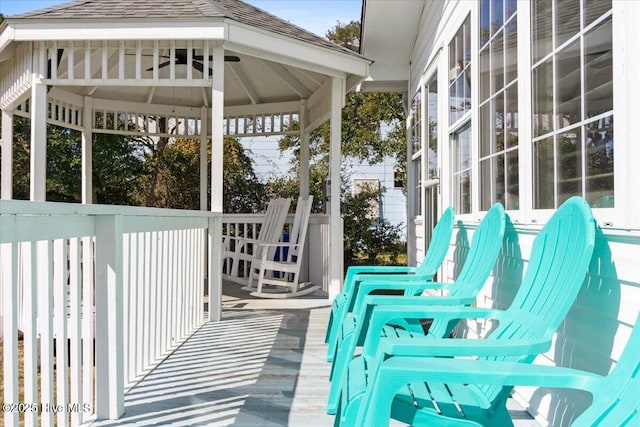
[273, 20, 407, 266]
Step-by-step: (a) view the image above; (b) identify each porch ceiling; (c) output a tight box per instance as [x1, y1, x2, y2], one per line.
[359, 0, 423, 93]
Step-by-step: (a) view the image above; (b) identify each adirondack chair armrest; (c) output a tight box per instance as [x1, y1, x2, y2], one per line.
[354, 294, 475, 319]
[353, 353, 596, 426]
[344, 266, 417, 295]
[350, 280, 444, 313]
[381, 337, 550, 358]
[358, 304, 494, 355]
[371, 356, 603, 397]
[354, 274, 435, 285]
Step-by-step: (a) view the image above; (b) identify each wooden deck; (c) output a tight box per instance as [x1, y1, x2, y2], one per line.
[90, 283, 541, 426]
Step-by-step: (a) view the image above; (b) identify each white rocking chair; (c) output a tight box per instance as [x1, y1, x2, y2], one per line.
[223, 197, 291, 282]
[247, 196, 318, 298]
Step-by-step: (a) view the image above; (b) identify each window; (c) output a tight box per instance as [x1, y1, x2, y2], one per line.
[449, 17, 472, 214]
[479, 0, 519, 210]
[393, 170, 404, 189]
[449, 15, 471, 125]
[425, 75, 439, 181]
[532, 0, 613, 209]
[410, 91, 422, 216]
[452, 123, 472, 214]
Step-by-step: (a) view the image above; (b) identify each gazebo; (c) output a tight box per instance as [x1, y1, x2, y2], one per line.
[0, 0, 370, 424]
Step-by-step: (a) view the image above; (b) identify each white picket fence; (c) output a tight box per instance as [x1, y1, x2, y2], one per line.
[0, 200, 221, 426]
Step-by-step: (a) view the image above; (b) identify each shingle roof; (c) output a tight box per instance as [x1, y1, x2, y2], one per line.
[8, 0, 362, 58]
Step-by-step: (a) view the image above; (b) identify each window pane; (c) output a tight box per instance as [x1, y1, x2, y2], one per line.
[480, 158, 492, 210]
[456, 75, 464, 121]
[449, 39, 457, 82]
[558, 128, 582, 204]
[505, 19, 518, 84]
[586, 116, 614, 207]
[533, 57, 554, 136]
[585, 18, 613, 118]
[505, 84, 518, 148]
[505, 0, 517, 20]
[480, 102, 492, 157]
[492, 0, 504, 32]
[413, 159, 422, 215]
[584, 0, 612, 27]
[481, 0, 491, 47]
[411, 91, 421, 153]
[456, 28, 464, 72]
[452, 124, 472, 214]
[556, 0, 581, 47]
[534, 137, 555, 209]
[449, 81, 457, 125]
[494, 93, 505, 153]
[427, 77, 439, 179]
[506, 149, 519, 209]
[492, 32, 505, 93]
[532, 0, 553, 63]
[480, 46, 491, 102]
[494, 153, 506, 206]
[556, 39, 581, 128]
[464, 16, 472, 68]
[463, 68, 472, 115]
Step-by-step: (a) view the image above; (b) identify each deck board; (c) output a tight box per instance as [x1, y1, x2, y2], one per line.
[90, 283, 540, 426]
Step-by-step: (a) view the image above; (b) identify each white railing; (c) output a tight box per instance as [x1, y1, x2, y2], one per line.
[0, 200, 221, 426]
[222, 213, 332, 293]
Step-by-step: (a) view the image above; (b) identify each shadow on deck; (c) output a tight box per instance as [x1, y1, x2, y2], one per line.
[91, 283, 540, 426]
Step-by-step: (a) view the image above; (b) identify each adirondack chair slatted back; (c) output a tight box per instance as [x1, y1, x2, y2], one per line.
[414, 207, 455, 277]
[576, 310, 640, 425]
[479, 196, 596, 398]
[255, 198, 291, 260]
[447, 203, 506, 299]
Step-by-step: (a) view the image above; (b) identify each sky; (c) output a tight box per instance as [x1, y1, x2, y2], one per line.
[0, 0, 362, 37]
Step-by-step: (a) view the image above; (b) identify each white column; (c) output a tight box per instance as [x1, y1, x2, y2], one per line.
[95, 215, 124, 419]
[200, 106, 208, 211]
[299, 100, 310, 198]
[82, 96, 93, 204]
[30, 81, 47, 201]
[208, 43, 224, 321]
[329, 77, 344, 299]
[1, 109, 13, 199]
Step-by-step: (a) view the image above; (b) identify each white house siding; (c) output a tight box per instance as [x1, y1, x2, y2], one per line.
[401, 0, 640, 425]
[349, 157, 407, 239]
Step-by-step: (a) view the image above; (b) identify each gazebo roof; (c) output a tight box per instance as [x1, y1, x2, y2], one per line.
[0, 0, 370, 127]
[7, 0, 359, 59]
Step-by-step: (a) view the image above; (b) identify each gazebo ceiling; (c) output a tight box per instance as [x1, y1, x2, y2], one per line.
[0, 0, 370, 113]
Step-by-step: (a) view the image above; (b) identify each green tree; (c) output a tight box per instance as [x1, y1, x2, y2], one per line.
[272, 20, 407, 266]
[1, 116, 145, 204]
[145, 136, 265, 213]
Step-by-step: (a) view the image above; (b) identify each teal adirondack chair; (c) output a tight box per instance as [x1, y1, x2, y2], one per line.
[325, 207, 455, 362]
[333, 196, 596, 427]
[353, 306, 640, 426]
[326, 203, 506, 414]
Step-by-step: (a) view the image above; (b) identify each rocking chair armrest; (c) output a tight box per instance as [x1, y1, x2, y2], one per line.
[255, 241, 298, 248]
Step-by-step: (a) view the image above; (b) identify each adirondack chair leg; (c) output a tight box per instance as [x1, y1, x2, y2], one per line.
[326, 298, 348, 361]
